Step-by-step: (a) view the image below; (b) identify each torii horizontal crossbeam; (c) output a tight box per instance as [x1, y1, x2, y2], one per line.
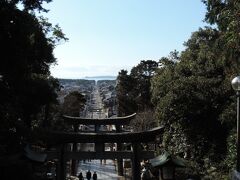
[38, 126, 164, 144]
[63, 113, 136, 125]
[45, 150, 155, 160]
[65, 151, 155, 160]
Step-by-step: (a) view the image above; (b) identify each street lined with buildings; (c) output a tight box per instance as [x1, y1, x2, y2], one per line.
[76, 83, 129, 180]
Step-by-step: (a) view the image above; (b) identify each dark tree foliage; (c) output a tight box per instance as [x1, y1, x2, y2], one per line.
[1, 0, 52, 12]
[62, 91, 86, 117]
[0, 0, 67, 155]
[116, 70, 135, 116]
[152, 27, 238, 178]
[0, 2, 56, 128]
[0, 1, 65, 180]
[0, 1, 67, 180]
[203, 0, 240, 71]
[116, 60, 158, 116]
[130, 109, 156, 132]
[130, 60, 158, 111]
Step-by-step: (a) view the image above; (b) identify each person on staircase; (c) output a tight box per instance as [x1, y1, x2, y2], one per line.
[86, 170, 91, 180]
[93, 171, 97, 180]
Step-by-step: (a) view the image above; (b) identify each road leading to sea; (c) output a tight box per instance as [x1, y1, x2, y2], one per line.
[77, 84, 130, 180]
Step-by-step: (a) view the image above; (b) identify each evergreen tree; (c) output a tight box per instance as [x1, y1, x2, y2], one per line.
[62, 91, 86, 117]
[116, 70, 135, 116]
[151, 27, 238, 178]
[130, 60, 158, 111]
[0, 0, 67, 152]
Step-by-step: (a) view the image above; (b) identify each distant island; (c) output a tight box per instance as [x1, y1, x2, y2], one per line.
[83, 76, 117, 81]
[84, 75, 117, 79]
[58, 76, 117, 81]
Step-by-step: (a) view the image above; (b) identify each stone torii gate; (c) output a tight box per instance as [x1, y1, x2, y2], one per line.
[42, 114, 164, 180]
[63, 113, 137, 176]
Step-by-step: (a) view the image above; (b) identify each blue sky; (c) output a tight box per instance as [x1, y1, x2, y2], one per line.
[43, 0, 207, 79]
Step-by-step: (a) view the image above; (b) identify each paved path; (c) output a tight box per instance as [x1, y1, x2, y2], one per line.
[77, 160, 130, 180]
[76, 85, 131, 180]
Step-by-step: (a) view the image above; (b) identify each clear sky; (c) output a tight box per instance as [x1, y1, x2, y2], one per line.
[43, 0, 207, 79]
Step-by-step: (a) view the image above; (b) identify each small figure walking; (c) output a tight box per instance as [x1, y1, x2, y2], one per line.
[86, 170, 91, 180]
[93, 171, 97, 180]
[141, 167, 153, 180]
[78, 172, 84, 180]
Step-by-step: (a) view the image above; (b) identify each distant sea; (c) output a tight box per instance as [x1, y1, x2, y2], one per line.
[82, 76, 117, 81]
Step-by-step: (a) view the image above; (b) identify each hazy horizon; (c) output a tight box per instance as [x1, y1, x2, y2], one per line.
[58, 75, 117, 80]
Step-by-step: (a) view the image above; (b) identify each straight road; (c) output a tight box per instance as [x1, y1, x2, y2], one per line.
[77, 84, 130, 180]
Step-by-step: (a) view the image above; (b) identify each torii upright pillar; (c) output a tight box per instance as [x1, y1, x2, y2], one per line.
[58, 144, 67, 180]
[71, 124, 78, 176]
[132, 143, 141, 180]
[116, 124, 124, 176]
